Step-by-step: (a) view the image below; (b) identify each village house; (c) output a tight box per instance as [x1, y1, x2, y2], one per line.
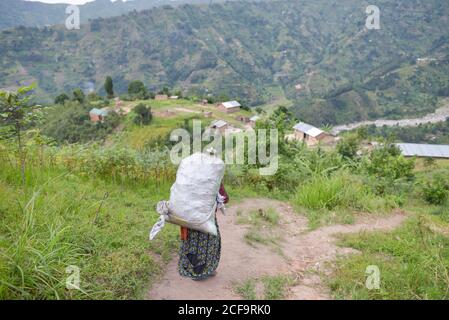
[155, 94, 169, 100]
[89, 108, 109, 123]
[170, 95, 179, 100]
[249, 115, 260, 128]
[293, 122, 335, 146]
[396, 143, 449, 159]
[210, 119, 229, 134]
[218, 101, 241, 113]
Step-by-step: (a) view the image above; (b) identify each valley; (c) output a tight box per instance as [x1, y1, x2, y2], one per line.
[1, 0, 449, 301]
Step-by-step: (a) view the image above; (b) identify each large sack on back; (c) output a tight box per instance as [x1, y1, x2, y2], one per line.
[149, 153, 225, 239]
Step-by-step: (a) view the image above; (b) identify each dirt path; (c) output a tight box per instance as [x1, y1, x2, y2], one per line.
[147, 199, 406, 300]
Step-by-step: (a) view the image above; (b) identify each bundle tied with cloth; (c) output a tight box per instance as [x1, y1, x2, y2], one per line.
[150, 152, 226, 240]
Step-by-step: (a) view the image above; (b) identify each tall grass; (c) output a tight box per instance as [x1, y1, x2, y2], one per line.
[0, 145, 179, 299]
[295, 171, 395, 212]
[293, 171, 398, 227]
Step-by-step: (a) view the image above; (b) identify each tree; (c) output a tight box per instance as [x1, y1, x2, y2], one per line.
[55, 93, 70, 105]
[160, 86, 170, 96]
[104, 76, 114, 99]
[128, 80, 148, 100]
[0, 84, 39, 185]
[72, 88, 85, 104]
[337, 134, 360, 159]
[133, 103, 152, 126]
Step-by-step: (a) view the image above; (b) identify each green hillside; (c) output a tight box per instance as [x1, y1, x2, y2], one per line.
[2, 81, 449, 299]
[0, 0, 224, 31]
[1, 0, 449, 125]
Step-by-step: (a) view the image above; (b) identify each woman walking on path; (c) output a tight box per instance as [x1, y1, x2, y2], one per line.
[178, 183, 229, 281]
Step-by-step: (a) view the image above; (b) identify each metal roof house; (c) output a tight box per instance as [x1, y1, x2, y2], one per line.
[89, 108, 109, 123]
[211, 120, 228, 128]
[293, 122, 335, 146]
[396, 143, 449, 159]
[210, 119, 229, 134]
[249, 115, 261, 128]
[218, 101, 241, 113]
[250, 115, 260, 122]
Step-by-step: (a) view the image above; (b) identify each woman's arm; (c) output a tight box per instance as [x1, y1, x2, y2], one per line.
[219, 183, 229, 204]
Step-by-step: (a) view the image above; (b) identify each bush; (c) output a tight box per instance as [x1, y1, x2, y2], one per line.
[132, 103, 152, 126]
[128, 80, 149, 100]
[54, 93, 70, 105]
[337, 134, 360, 159]
[364, 144, 415, 180]
[87, 92, 102, 102]
[422, 175, 448, 205]
[72, 88, 85, 104]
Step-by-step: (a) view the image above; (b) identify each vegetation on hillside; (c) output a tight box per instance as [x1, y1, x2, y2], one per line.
[1, 78, 449, 300]
[359, 118, 449, 145]
[1, 0, 449, 126]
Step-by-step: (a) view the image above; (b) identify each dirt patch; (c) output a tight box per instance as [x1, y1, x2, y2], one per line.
[146, 199, 407, 300]
[174, 107, 201, 114]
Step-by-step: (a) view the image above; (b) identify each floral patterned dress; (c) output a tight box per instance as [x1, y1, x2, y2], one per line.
[178, 183, 229, 280]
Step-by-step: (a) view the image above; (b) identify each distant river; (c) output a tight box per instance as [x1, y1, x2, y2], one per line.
[331, 104, 449, 135]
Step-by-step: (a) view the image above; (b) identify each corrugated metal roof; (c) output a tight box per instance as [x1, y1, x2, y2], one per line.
[293, 122, 324, 138]
[211, 120, 228, 128]
[222, 101, 241, 108]
[89, 108, 109, 116]
[250, 115, 260, 122]
[396, 143, 449, 158]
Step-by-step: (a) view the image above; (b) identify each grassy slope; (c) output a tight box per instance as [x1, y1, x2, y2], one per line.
[0, 163, 179, 299]
[328, 160, 449, 300]
[115, 99, 254, 149]
[0, 98, 259, 299]
[1, 96, 449, 299]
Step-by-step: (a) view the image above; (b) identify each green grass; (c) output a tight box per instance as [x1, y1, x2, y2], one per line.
[262, 275, 296, 300]
[328, 215, 449, 300]
[0, 161, 178, 299]
[235, 279, 257, 300]
[293, 171, 398, 228]
[234, 274, 296, 300]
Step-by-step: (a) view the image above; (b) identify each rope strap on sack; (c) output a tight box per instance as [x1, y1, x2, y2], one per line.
[149, 192, 225, 240]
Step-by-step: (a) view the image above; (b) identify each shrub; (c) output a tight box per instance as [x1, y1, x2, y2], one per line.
[128, 80, 149, 100]
[72, 88, 85, 104]
[54, 93, 70, 105]
[364, 144, 415, 180]
[337, 134, 360, 159]
[422, 175, 448, 205]
[133, 103, 152, 126]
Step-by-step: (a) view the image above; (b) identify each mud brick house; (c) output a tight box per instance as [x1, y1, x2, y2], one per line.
[293, 122, 335, 146]
[218, 101, 241, 113]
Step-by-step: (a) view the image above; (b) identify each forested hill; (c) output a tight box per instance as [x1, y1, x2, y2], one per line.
[0, 0, 222, 30]
[1, 0, 449, 125]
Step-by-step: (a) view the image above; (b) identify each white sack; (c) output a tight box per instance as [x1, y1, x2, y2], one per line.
[150, 153, 225, 239]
